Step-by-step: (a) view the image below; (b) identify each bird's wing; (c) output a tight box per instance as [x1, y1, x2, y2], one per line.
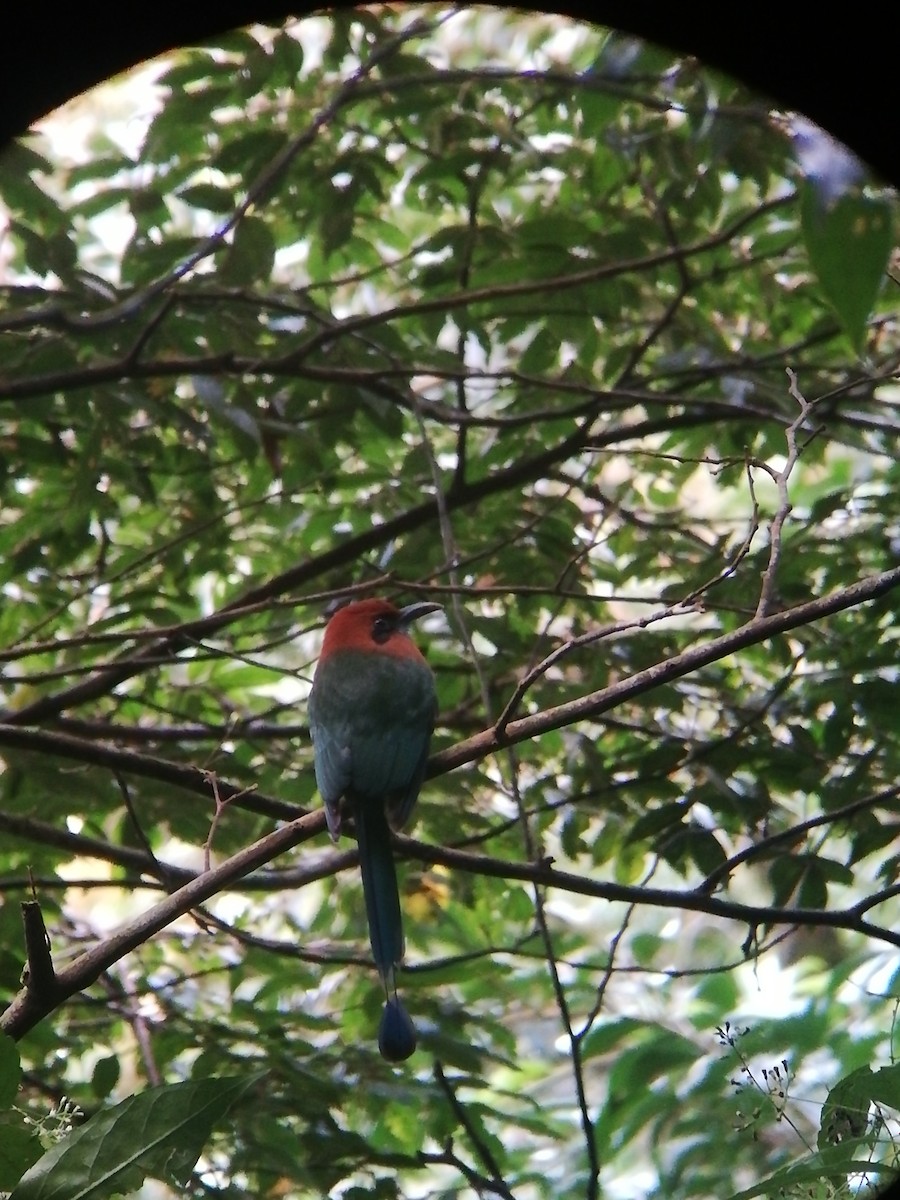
[385, 723, 432, 829]
[308, 693, 353, 838]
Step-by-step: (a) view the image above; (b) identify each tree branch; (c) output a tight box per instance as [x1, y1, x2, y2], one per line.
[398, 836, 900, 949]
[0, 413, 602, 725]
[0, 810, 327, 1039]
[0, 725, 300, 821]
[3, 566, 897, 1041]
[432, 564, 900, 775]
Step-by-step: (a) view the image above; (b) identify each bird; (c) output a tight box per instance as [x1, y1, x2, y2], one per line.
[308, 598, 441, 1061]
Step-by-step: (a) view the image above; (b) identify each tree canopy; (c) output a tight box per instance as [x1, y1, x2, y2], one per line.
[0, 8, 898, 1199]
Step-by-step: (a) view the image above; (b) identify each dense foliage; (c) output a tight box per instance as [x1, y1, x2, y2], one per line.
[0, 7, 898, 1198]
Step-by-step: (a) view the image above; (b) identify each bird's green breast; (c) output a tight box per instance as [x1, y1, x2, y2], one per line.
[309, 648, 436, 817]
[311, 649, 435, 727]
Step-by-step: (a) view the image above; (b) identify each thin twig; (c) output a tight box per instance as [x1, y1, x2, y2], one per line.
[696, 785, 900, 894]
[494, 600, 701, 737]
[433, 564, 900, 777]
[755, 370, 823, 618]
[434, 1062, 516, 1200]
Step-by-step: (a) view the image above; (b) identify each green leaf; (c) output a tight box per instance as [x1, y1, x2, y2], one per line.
[0, 1121, 42, 1191]
[89, 1058, 120, 1103]
[870, 1061, 900, 1108]
[319, 192, 356, 259]
[221, 216, 276, 285]
[801, 185, 894, 349]
[11, 1075, 265, 1200]
[212, 129, 289, 177]
[818, 1066, 873, 1149]
[0, 1032, 22, 1107]
[176, 184, 236, 213]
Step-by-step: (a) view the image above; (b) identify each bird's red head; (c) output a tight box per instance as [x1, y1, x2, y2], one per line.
[319, 598, 441, 662]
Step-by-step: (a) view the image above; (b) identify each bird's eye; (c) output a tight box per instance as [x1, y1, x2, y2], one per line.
[371, 616, 394, 644]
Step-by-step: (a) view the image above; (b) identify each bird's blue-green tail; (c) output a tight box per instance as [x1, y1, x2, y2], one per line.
[354, 797, 417, 1061]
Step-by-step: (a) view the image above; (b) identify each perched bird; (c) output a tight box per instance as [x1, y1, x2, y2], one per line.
[308, 598, 440, 1061]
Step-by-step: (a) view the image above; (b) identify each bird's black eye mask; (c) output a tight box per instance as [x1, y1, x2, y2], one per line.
[371, 616, 397, 644]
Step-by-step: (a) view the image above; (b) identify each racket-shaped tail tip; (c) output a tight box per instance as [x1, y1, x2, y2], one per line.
[378, 995, 417, 1062]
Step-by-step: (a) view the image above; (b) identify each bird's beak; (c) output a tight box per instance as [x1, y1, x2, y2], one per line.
[398, 601, 442, 627]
